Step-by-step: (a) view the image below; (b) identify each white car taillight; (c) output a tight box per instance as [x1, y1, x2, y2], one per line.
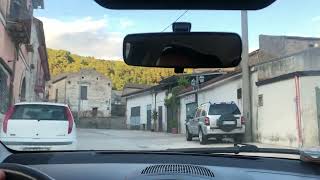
[64, 107, 74, 134]
[3, 106, 15, 133]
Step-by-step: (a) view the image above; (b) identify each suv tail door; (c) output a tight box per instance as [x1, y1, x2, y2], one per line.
[208, 103, 241, 130]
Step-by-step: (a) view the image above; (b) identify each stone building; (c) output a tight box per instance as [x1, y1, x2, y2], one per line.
[47, 69, 112, 117]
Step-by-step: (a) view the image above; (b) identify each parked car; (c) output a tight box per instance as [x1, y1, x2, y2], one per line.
[0, 102, 77, 151]
[185, 102, 245, 144]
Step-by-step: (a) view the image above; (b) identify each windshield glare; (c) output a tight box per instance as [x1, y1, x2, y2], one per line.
[0, 0, 319, 157]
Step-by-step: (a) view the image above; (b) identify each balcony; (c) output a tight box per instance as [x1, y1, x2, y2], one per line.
[6, 0, 33, 44]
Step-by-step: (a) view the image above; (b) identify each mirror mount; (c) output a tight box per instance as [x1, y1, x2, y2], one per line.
[174, 67, 184, 74]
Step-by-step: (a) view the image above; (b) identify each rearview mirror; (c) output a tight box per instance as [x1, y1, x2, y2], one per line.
[95, 0, 276, 10]
[123, 32, 242, 69]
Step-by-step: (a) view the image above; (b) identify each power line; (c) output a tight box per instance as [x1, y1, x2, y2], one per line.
[161, 10, 188, 32]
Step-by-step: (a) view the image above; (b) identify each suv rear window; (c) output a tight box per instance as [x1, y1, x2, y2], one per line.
[11, 105, 67, 120]
[209, 104, 240, 115]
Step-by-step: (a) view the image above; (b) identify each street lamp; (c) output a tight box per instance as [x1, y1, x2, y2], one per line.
[191, 75, 205, 90]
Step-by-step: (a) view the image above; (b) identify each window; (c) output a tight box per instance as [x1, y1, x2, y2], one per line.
[131, 106, 140, 117]
[237, 88, 242, 99]
[92, 107, 98, 117]
[11, 105, 67, 121]
[209, 104, 240, 115]
[258, 94, 263, 107]
[80, 86, 88, 100]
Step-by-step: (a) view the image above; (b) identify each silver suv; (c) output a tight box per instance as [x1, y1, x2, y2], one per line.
[185, 102, 245, 144]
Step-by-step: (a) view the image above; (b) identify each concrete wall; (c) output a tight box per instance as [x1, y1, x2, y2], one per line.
[258, 48, 320, 81]
[250, 70, 259, 141]
[300, 76, 320, 147]
[126, 92, 153, 128]
[257, 79, 299, 147]
[179, 75, 242, 134]
[126, 90, 167, 131]
[259, 35, 320, 63]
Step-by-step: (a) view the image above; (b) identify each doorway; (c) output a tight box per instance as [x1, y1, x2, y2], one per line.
[158, 106, 163, 132]
[147, 104, 152, 130]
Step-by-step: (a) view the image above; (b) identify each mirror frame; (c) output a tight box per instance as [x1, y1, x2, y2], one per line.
[95, 0, 276, 10]
[123, 32, 243, 69]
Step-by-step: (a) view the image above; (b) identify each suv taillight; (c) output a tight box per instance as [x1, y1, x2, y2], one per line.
[204, 117, 210, 126]
[3, 106, 15, 133]
[241, 116, 245, 125]
[65, 107, 74, 134]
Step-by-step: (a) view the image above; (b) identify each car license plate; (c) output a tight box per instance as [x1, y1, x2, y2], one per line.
[223, 121, 235, 125]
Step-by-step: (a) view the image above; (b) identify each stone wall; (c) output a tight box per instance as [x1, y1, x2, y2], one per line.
[77, 116, 126, 129]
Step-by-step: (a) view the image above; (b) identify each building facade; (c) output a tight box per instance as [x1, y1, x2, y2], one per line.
[47, 69, 112, 118]
[0, 0, 49, 117]
[178, 36, 320, 148]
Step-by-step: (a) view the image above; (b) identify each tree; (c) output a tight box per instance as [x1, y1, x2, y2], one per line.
[47, 48, 177, 90]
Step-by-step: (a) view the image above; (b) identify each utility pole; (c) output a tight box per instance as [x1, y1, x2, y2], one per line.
[241, 11, 252, 142]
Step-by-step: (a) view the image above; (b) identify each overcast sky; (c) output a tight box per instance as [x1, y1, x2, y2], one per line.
[34, 0, 320, 60]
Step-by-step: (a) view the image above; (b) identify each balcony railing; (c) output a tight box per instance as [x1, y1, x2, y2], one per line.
[6, 0, 33, 44]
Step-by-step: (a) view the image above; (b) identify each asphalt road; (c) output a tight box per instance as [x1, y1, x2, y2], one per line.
[76, 128, 294, 152]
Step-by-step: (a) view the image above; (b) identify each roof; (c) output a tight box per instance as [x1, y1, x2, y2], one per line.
[123, 83, 152, 90]
[122, 83, 168, 98]
[179, 70, 242, 96]
[272, 35, 320, 41]
[14, 102, 67, 107]
[50, 68, 110, 84]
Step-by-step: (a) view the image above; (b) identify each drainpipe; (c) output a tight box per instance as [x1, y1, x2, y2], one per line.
[294, 75, 303, 147]
[8, 43, 19, 105]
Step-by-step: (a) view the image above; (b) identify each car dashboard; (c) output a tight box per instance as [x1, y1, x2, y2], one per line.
[2, 151, 320, 180]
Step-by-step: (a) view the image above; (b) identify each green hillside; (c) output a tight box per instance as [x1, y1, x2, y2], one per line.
[47, 48, 177, 90]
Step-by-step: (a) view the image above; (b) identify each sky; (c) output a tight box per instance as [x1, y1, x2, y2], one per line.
[34, 0, 320, 60]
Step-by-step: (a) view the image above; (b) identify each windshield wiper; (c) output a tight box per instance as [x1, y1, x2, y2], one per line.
[167, 143, 300, 155]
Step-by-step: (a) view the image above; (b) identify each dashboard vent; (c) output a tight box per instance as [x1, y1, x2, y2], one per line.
[141, 164, 214, 177]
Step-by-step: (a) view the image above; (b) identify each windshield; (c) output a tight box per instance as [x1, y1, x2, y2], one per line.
[0, 0, 319, 157]
[209, 104, 240, 115]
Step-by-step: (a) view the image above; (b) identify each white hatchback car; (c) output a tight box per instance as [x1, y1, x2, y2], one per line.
[0, 102, 77, 151]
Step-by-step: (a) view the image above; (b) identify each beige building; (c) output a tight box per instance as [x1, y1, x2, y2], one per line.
[47, 69, 112, 117]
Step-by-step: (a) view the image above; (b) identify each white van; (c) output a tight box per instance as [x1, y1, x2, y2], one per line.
[0, 102, 77, 151]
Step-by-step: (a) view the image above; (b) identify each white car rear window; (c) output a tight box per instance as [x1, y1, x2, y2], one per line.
[11, 105, 67, 121]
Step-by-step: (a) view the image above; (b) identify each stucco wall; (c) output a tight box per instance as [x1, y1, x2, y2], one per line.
[126, 90, 167, 131]
[179, 76, 242, 134]
[300, 76, 320, 147]
[257, 79, 298, 147]
[250, 70, 259, 141]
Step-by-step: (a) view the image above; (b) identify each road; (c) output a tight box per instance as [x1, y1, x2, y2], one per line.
[76, 128, 294, 152]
